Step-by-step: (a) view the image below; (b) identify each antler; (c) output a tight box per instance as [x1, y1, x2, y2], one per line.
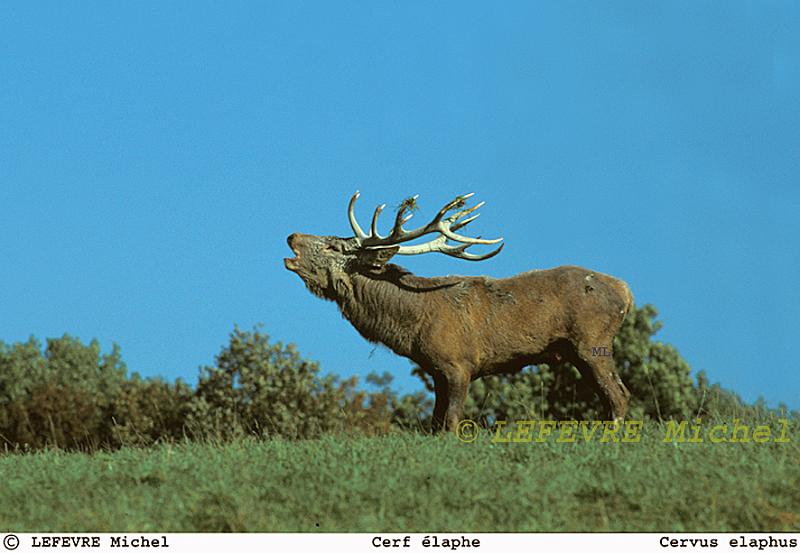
[347, 191, 504, 261]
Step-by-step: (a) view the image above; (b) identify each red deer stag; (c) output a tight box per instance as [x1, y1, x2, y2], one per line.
[284, 192, 633, 432]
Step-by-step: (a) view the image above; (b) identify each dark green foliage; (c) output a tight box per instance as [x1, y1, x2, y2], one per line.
[189, 328, 431, 439]
[0, 304, 793, 452]
[110, 376, 194, 447]
[364, 371, 432, 431]
[0, 328, 433, 451]
[189, 325, 368, 439]
[0, 335, 191, 451]
[613, 304, 697, 419]
[0, 336, 126, 451]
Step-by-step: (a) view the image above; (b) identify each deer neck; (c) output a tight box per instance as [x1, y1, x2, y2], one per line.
[336, 268, 428, 359]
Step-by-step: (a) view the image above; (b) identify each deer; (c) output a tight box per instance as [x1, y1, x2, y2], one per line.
[284, 191, 633, 432]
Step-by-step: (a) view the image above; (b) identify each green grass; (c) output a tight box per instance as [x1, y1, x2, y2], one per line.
[1, 422, 798, 532]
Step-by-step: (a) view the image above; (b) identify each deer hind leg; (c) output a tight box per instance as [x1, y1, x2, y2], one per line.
[572, 349, 630, 422]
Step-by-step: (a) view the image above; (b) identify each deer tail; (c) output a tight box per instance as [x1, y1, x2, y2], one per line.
[619, 280, 634, 320]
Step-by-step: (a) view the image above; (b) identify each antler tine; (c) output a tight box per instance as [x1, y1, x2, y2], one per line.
[437, 199, 502, 245]
[381, 192, 492, 245]
[450, 214, 479, 232]
[384, 193, 470, 243]
[348, 191, 503, 259]
[396, 235, 504, 261]
[447, 200, 484, 232]
[387, 195, 418, 239]
[348, 191, 368, 240]
[370, 203, 386, 238]
[447, 242, 505, 261]
[433, 192, 474, 220]
[441, 226, 503, 245]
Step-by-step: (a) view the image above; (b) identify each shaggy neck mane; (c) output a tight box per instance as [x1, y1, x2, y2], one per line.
[335, 263, 462, 358]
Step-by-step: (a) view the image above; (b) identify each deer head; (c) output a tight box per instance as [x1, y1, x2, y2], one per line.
[284, 192, 504, 300]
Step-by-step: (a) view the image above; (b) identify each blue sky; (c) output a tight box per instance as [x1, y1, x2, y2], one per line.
[2, 2, 798, 408]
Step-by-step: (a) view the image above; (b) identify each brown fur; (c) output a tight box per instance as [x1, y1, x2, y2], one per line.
[285, 232, 633, 432]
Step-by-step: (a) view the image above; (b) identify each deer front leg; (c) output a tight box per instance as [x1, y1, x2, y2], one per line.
[444, 368, 470, 433]
[431, 372, 449, 433]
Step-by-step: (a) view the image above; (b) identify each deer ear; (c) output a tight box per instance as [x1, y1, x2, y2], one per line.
[360, 246, 399, 269]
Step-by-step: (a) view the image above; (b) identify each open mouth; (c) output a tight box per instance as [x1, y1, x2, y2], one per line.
[284, 239, 300, 271]
[283, 257, 297, 270]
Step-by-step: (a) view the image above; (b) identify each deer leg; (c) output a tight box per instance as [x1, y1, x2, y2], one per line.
[431, 372, 449, 433]
[573, 353, 629, 422]
[444, 369, 470, 433]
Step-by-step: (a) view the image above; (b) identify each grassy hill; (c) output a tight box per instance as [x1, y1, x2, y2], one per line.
[1, 421, 798, 532]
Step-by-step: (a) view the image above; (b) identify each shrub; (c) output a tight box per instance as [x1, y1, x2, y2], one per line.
[0, 335, 126, 450]
[187, 326, 414, 440]
[0, 335, 196, 451]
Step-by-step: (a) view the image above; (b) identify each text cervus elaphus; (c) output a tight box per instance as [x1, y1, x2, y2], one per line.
[284, 192, 633, 432]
